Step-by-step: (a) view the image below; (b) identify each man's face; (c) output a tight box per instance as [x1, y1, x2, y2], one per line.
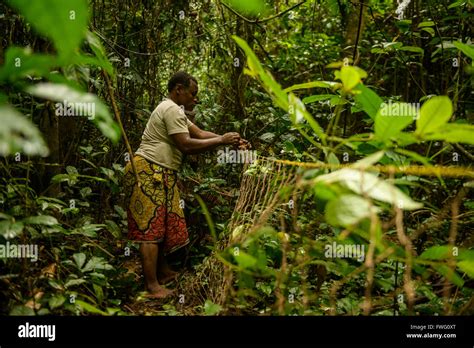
[177, 80, 198, 111]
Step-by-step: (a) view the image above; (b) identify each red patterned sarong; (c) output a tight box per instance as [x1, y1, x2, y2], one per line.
[123, 155, 189, 255]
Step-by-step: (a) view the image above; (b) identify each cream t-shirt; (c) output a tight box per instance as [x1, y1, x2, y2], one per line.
[135, 98, 194, 171]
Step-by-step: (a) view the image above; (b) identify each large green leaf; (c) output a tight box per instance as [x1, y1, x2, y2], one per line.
[0, 105, 49, 157]
[0, 47, 56, 82]
[86, 31, 115, 77]
[453, 41, 474, 60]
[314, 168, 422, 210]
[234, 251, 257, 269]
[325, 194, 377, 227]
[433, 265, 464, 287]
[353, 84, 383, 120]
[419, 245, 451, 260]
[424, 123, 474, 145]
[26, 83, 121, 143]
[22, 215, 58, 226]
[457, 260, 474, 278]
[8, 0, 89, 57]
[284, 81, 339, 93]
[375, 102, 416, 142]
[416, 96, 453, 135]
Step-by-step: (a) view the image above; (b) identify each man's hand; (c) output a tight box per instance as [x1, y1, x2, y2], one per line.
[221, 132, 241, 146]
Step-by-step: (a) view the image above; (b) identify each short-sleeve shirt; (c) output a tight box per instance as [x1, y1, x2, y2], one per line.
[135, 98, 194, 171]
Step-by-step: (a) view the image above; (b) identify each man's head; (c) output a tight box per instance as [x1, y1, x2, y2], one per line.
[167, 71, 198, 111]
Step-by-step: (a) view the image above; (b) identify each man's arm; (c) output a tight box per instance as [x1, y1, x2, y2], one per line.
[171, 132, 240, 155]
[188, 124, 220, 139]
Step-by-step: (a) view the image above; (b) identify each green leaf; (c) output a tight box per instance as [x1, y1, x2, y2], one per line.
[73, 253, 86, 269]
[222, 0, 268, 17]
[457, 260, 474, 278]
[82, 256, 112, 272]
[26, 83, 121, 143]
[284, 81, 338, 93]
[325, 194, 377, 227]
[22, 215, 58, 226]
[433, 265, 464, 287]
[453, 41, 474, 60]
[234, 251, 257, 269]
[416, 96, 453, 135]
[0, 220, 24, 239]
[9, 305, 35, 316]
[105, 220, 122, 239]
[64, 278, 86, 288]
[448, 0, 466, 9]
[0, 105, 49, 157]
[420, 27, 435, 36]
[86, 31, 115, 77]
[0, 47, 56, 82]
[327, 152, 340, 165]
[71, 224, 105, 238]
[418, 21, 435, 28]
[399, 46, 424, 55]
[352, 151, 384, 169]
[424, 123, 474, 144]
[314, 169, 422, 210]
[204, 300, 222, 315]
[353, 84, 383, 120]
[419, 246, 451, 260]
[74, 299, 109, 315]
[302, 94, 335, 104]
[338, 66, 363, 92]
[288, 93, 324, 138]
[49, 294, 66, 310]
[8, 0, 89, 57]
[375, 102, 416, 142]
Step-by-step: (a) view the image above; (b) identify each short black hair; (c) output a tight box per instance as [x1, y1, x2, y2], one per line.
[167, 71, 198, 92]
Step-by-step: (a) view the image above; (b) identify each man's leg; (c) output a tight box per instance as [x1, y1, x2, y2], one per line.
[139, 243, 173, 298]
[156, 244, 178, 284]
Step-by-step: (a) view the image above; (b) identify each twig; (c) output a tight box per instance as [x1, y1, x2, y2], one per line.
[102, 71, 141, 188]
[453, 143, 474, 162]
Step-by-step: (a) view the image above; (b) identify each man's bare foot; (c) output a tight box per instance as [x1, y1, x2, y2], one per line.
[157, 269, 178, 284]
[145, 284, 174, 299]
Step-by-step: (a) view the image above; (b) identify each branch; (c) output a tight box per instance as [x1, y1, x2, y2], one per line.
[102, 71, 141, 188]
[453, 143, 474, 161]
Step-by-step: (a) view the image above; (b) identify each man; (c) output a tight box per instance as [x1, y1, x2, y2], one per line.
[123, 71, 243, 298]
